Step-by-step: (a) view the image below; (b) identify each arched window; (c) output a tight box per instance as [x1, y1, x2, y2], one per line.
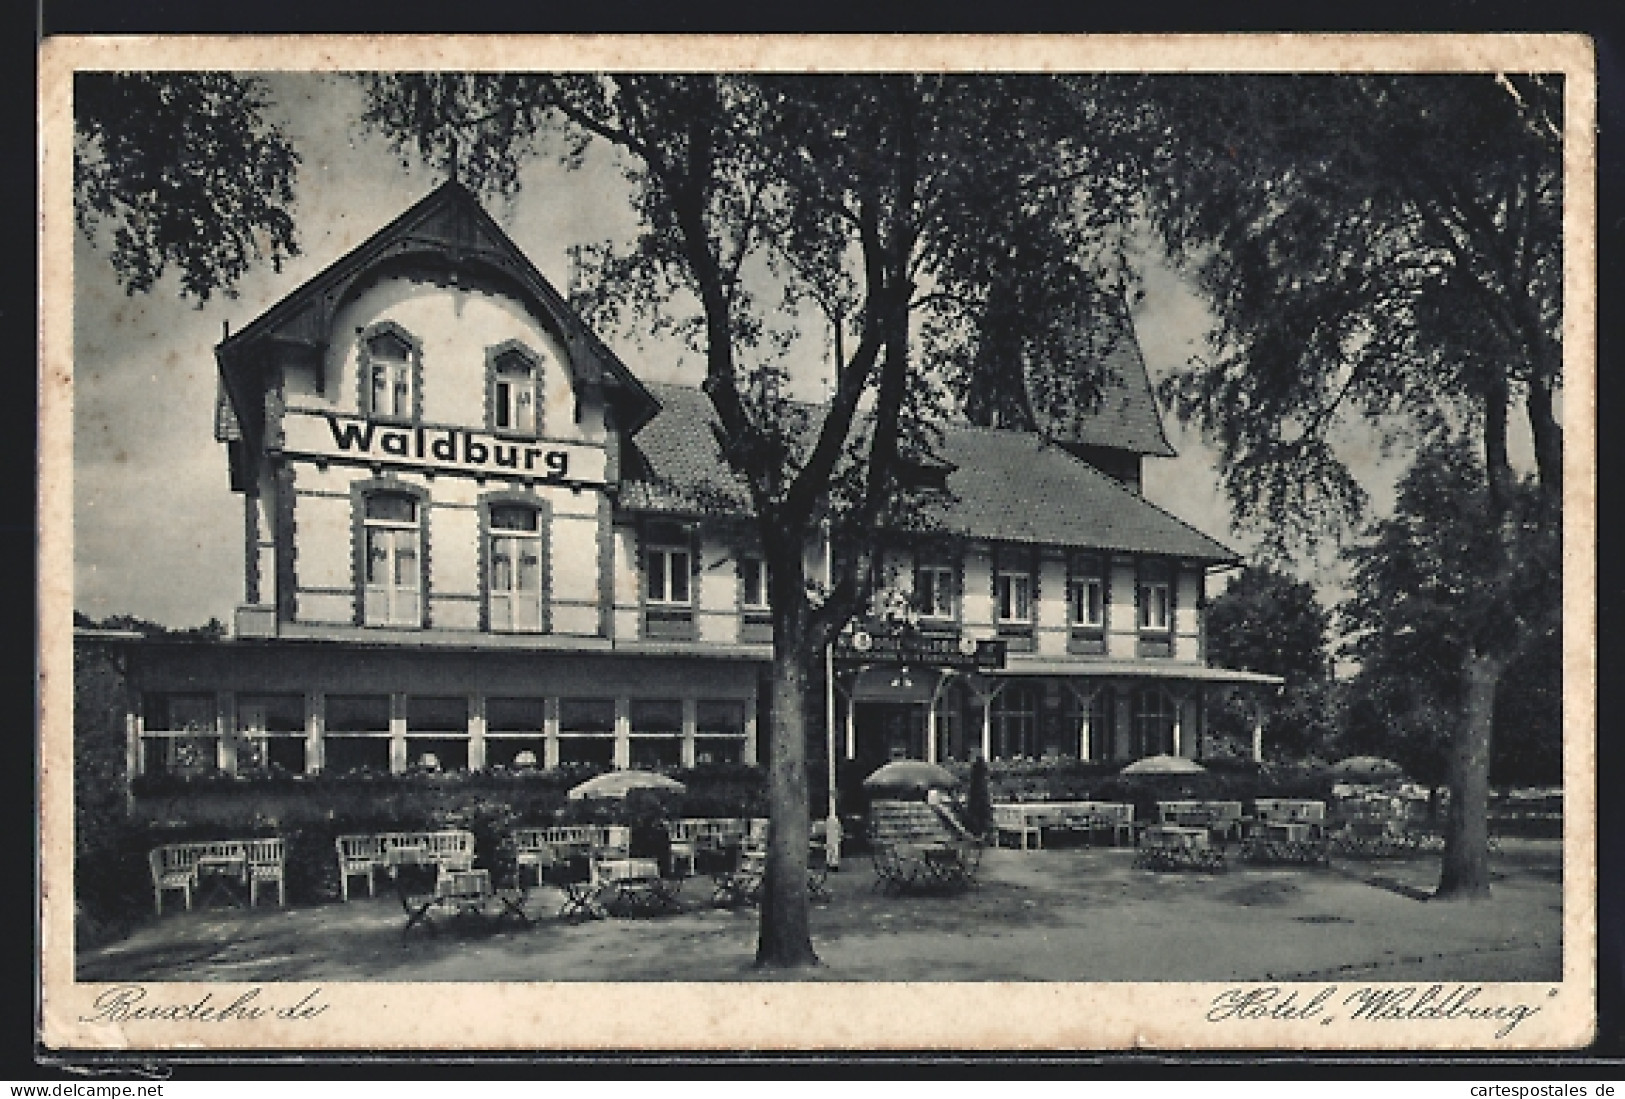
[487, 502, 546, 633]
[363, 327, 417, 421]
[362, 491, 422, 627]
[991, 684, 1038, 760]
[1134, 687, 1176, 758]
[489, 346, 540, 434]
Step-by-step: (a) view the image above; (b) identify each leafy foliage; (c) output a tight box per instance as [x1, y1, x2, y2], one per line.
[1338, 439, 1562, 788]
[1202, 566, 1335, 761]
[74, 73, 301, 301]
[1207, 567, 1330, 686]
[1139, 73, 1562, 550]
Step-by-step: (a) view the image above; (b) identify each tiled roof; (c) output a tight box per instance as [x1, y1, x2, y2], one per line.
[1036, 321, 1177, 458]
[929, 424, 1234, 561]
[621, 382, 1237, 563]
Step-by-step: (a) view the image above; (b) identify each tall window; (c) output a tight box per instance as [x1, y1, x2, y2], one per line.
[914, 562, 956, 621]
[490, 348, 539, 434]
[1138, 560, 1171, 632]
[363, 492, 421, 627]
[991, 685, 1038, 760]
[1068, 554, 1105, 628]
[1134, 687, 1176, 758]
[646, 535, 692, 606]
[995, 563, 1033, 624]
[488, 504, 545, 632]
[740, 556, 769, 612]
[365, 329, 415, 421]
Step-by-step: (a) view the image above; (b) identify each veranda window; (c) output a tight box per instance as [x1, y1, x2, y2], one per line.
[695, 700, 747, 765]
[629, 699, 683, 769]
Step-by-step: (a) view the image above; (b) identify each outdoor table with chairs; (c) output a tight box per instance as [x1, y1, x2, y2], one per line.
[1134, 823, 1226, 871]
[594, 856, 684, 917]
[148, 838, 287, 915]
[868, 799, 983, 894]
[1239, 799, 1330, 865]
[387, 847, 530, 937]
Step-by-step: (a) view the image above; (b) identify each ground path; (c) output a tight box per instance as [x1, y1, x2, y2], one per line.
[78, 838, 1563, 984]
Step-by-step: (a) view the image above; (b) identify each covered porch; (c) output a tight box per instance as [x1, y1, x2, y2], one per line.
[829, 660, 1282, 770]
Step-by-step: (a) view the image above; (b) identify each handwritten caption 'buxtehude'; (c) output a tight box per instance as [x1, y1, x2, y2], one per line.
[1206, 984, 1550, 1040]
[79, 985, 330, 1025]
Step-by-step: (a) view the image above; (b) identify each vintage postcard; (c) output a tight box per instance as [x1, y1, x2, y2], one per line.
[38, 34, 1597, 1053]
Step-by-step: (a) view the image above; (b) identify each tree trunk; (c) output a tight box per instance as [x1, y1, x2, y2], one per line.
[755, 610, 819, 968]
[1435, 651, 1503, 900]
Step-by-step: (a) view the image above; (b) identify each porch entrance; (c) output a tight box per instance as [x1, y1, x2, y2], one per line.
[852, 702, 928, 774]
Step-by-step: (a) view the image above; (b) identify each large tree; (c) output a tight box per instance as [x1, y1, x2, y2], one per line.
[74, 72, 301, 301]
[359, 73, 1135, 965]
[1138, 73, 1563, 898]
[1340, 441, 1562, 798]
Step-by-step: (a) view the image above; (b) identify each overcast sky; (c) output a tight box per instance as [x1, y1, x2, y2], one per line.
[71, 73, 1401, 629]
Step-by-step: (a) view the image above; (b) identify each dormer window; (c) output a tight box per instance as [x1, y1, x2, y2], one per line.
[489, 346, 540, 435]
[363, 327, 417, 421]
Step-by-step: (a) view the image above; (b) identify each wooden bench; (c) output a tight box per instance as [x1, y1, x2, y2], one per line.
[993, 801, 1136, 849]
[334, 829, 476, 902]
[869, 800, 982, 893]
[992, 804, 1045, 850]
[510, 825, 631, 886]
[1158, 800, 1245, 843]
[148, 839, 287, 914]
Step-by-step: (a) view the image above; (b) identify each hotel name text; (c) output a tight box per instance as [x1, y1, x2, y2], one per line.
[281, 411, 608, 485]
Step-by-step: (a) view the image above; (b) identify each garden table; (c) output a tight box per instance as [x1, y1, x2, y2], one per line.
[1135, 825, 1225, 871]
[596, 858, 683, 916]
[194, 853, 249, 908]
[1240, 820, 1329, 865]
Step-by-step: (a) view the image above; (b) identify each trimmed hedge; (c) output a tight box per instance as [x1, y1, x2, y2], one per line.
[93, 763, 772, 923]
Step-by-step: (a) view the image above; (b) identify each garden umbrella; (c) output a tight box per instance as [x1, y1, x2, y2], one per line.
[1330, 756, 1408, 782]
[1119, 754, 1208, 776]
[862, 760, 960, 792]
[567, 769, 687, 801]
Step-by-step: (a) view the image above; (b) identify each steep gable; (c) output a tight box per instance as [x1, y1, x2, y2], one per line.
[215, 181, 659, 486]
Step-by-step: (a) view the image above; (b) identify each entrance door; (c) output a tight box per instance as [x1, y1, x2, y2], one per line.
[853, 703, 926, 773]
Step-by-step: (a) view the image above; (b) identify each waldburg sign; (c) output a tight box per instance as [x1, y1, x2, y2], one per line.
[835, 628, 1008, 671]
[279, 411, 608, 485]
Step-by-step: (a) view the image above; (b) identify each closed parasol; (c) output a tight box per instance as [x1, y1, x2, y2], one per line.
[862, 760, 960, 792]
[567, 769, 687, 801]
